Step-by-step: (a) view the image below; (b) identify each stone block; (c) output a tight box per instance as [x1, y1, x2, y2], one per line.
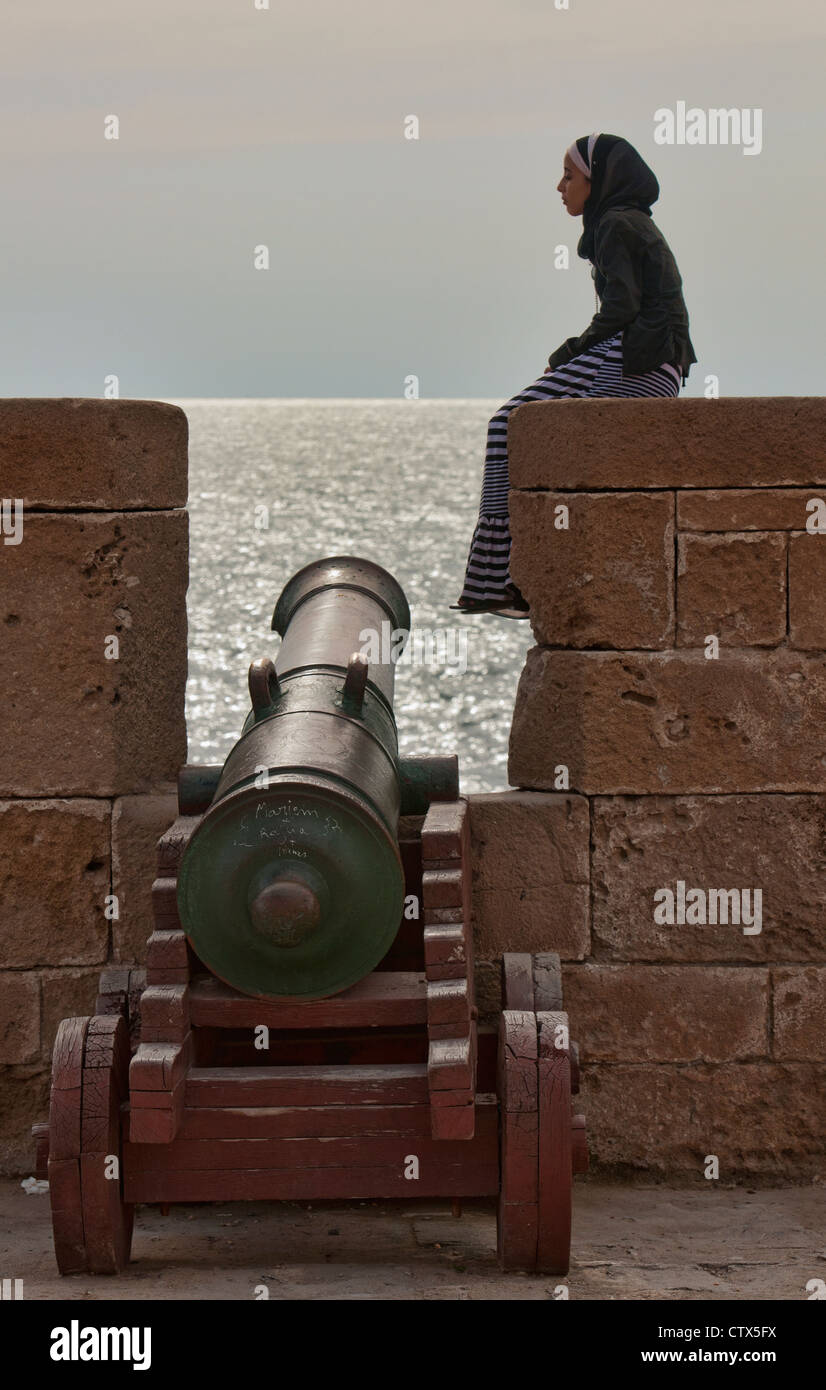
[509, 647, 826, 794]
[772, 967, 826, 1060]
[509, 398, 826, 491]
[0, 398, 188, 509]
[0, 973, 40, 1063]
[0, 511, 188, 795]
[510, 491, 674, 648]
[468, 792, 590, 959]
[561, 963, 768, 1062]
[577, 1062, 823, 1179]
[677, 488, 824, 532]
[112, 791, 178, 962]
[789, 532, 826, 650]
[677, 533, 786, 647]
[0, 1066, 50, 1175]
[591, 795, 826, 962]
[0, 800, 110, 967]
[473, 960, 502, 1023]
[40, 968, 102, 1065]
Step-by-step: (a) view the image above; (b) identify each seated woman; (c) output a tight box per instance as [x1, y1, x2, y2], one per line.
[453, 131, 697, 618]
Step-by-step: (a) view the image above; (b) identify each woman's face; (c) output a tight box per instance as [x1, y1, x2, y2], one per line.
[557, 155, 591, 216]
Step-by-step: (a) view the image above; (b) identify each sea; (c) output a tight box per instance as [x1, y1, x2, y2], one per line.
[173, 399, 533, 794]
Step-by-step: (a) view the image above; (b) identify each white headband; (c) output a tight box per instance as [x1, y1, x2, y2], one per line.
[567, 132, 599, 177]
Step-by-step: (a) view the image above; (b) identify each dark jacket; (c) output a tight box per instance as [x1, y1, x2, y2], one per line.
[548, 137, 697, 383]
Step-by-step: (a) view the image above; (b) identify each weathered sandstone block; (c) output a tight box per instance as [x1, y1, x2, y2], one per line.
[789, 532, 826, 650]
[468, 791, 590, 959]
[677, 488, 825, 532]
[509, 648, 826, 794]
[509, 398, 826, 490]
[576, 1062, 823, 1179]
[112, 791, 179, 961]
[40, 968, 102, 1064]
[677, 533, 786, 647]
[591, 795, 826, 962]
[0, 511, 188, 795]
[0, 800, 110, 966]
[0, 398, 187, 509]
[772, 967, 826, 1060]
[0, 1068, 50, 1175]
[561, 964, 768, 1063]
[510, 491, 674, 648]
[0, 973, 40, 1063]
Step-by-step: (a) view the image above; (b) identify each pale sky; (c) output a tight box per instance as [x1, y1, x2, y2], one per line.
[3, 0, 824, 397]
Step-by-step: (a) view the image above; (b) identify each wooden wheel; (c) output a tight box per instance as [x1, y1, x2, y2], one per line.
[48, 1017, 89, 1274]
[501, 952, 562, 1012]
[81, 1014, 134, 1272]
[47, 1014, 134, 1275]
[532, 953, 563, 1011]
[496, 1010, 539, 1270]
[497, 955, 584, 1276]
[536, 1010, 572, 1274]
[95, 966, 145, 1052]
[501, 954, 534, 1011]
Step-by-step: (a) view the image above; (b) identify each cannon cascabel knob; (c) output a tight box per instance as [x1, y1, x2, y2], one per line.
[248, 875, 321, 948]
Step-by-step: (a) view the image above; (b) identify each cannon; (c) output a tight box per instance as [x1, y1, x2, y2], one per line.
[177, 556, 414, 1000]
[36, 556, 587, 1278]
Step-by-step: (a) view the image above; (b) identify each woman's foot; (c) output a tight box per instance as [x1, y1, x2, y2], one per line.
[450, 584, 530, 619]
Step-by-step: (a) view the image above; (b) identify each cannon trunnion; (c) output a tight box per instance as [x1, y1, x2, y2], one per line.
[37, 557, 588, 1278]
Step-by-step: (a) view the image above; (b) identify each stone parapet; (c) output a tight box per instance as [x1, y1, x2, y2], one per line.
[1, 510, 187, 795]
[509, 648, 826, 794]
[0, 399, 187, 1173]
[0, 398, 187, 509]
[473, 398, 826, 1180]
[508, 397, 826, 490]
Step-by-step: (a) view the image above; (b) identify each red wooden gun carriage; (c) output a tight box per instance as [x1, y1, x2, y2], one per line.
[35, 558, 587, 1276]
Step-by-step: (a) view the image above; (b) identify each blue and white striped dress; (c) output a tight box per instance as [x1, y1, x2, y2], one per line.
[458, 330, 682, 604]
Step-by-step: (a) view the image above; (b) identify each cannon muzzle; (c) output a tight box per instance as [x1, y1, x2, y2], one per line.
[176, 557, 412, 1000]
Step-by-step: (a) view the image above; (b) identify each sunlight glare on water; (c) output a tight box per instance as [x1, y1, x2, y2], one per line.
[173, 400, 534, 794]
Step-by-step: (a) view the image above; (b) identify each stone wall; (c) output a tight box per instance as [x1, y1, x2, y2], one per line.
[471, 397, 826, 1182]
[4, 393, 823, 1186]
[0, 399, 188, 1172]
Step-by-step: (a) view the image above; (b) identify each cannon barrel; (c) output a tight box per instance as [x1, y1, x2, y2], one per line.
[176, 557, 414, 1000]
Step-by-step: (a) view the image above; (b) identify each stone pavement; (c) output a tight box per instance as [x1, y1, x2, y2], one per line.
[1, 1178, 823, 1300]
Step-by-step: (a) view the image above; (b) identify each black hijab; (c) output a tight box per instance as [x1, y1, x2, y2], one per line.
[573, 133, 660, 261]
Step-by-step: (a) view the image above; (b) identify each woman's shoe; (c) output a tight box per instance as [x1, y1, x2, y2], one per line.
[500, 583, 530, 614]
[490, 605, 530, 620]
[449, 588, 530, 620]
